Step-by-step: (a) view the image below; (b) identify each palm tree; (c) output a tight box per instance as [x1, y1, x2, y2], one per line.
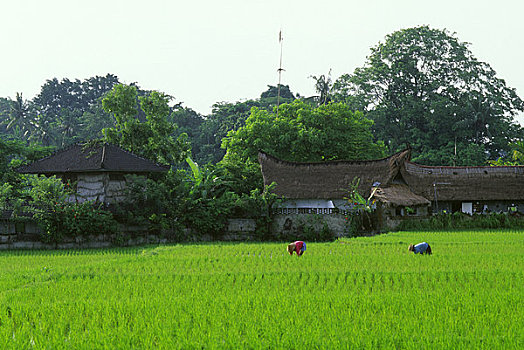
[4, 93, 35, 141]
[310, 69, 333, 105]
[30, 114, 54, 146]
[56, 110, 81, 147]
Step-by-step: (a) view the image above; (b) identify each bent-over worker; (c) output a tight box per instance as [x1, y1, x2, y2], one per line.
[287, 241, 306, 256]
[408, 242, 432, 255]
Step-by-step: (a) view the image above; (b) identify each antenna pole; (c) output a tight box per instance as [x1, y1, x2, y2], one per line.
[276, 29, 284, 117]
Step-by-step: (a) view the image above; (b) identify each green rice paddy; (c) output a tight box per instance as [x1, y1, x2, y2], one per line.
[0, 230, 522, 349]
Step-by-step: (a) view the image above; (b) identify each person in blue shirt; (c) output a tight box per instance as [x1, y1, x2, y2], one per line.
[408, 242, 432, 255]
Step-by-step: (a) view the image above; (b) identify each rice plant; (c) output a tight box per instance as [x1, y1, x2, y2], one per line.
[0, 230, 522, 348]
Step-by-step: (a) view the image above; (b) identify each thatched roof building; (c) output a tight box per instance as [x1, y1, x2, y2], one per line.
[258, 149, 429, 207]
[17, 143, 169, 175]
[260, 149, 524, 234]
[401, 162, 524, 202]
[372, 184, 430, 207]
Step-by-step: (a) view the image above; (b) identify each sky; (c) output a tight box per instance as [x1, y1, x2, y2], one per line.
[1, 0, 524, 122]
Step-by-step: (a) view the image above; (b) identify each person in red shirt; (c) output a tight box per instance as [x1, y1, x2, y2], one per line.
[287, 241, 306, 256]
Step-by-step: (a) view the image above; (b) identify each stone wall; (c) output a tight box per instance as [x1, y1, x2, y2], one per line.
[0, 220, 40, 236]
[383, 215, 432, 231]
[227, 218, 256, 232]
[0, 218, 259, 250]
[0, 233, 174, 250]
[0, 221, 15, 235]
[75, 173, 106, 202]
[272, 213, 347, 238]
[69, 173, 128, 203]
[222, 218, 257, 240]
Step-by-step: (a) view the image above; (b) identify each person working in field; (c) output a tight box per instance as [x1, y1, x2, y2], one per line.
[287, 241, 306, 256]
[408, 242, 432, 255]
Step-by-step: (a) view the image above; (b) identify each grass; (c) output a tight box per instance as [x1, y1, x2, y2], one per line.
[0, 230, 523, 349]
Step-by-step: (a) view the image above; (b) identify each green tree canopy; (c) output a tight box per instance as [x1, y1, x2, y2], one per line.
[1, 93, 35, 142]
[194, 84, 297, 165]
[33, 74, 120, 120]
[0, 137, 54, 204]
[31, 74, 121, 146]
[0, 75, 121, 147]
[489, 140, 524, 166]
[222, 100, 385, 163]
[102, 84, 190, 165]
[260, 84, 294, 100]
[332, 26, 524, 165]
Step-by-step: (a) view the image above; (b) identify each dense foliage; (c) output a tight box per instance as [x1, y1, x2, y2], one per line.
[114, 167, 279, 241]
[9, 175, 118, 243]
[0, 75, 120, 147]
[489, 140, 524, 165]
[223, 100, 385, 163]
[0, 231, 522, 348]
[332, 26, 524, 165]
[0, 138, 54, 209]
[102, 84, 190, 165]
[398, 211, 524, 231]
[192, 84, 296, 164]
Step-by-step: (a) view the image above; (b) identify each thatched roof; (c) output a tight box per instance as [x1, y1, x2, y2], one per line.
[401, 162, 524, 201]
[259, 149, 524, 204]
[258, 149, 412, 200]
[371, 184, 430, 207]
[17, 143, 169, 175]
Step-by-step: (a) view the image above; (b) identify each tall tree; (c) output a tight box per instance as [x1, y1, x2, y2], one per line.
[310, 70, 333, 105]
[2, 93, 35, 141]
[196, 84, 296, 165]
[170, 106, 205, 161]
[332, 26, 524, 165]
[78, 104, 117, 143]
[220, 100, 385, 193]
[102, 84, 190, 165]
[31, 74, 120, 146]
[259, 84, 296, 105]
[222, 100, 385, 163]
[32, 74, 119, 120]
[0, 98, 11, 137]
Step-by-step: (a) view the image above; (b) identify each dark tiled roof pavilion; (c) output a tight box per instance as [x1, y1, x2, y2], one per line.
[17, 143, 169, 175]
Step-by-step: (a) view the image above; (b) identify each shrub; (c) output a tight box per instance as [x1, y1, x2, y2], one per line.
[38, 202, 118, 243]
[283, 215, 336, 242]
[20, 175, 118, 243]
[397, 212, 524, 231]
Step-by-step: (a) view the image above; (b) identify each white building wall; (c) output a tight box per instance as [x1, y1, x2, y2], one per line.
[276, 199, 369, 212]
[278, 199, 335, 209]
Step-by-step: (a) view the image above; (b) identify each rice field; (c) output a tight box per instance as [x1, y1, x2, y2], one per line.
[0, 230, 522, 349]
